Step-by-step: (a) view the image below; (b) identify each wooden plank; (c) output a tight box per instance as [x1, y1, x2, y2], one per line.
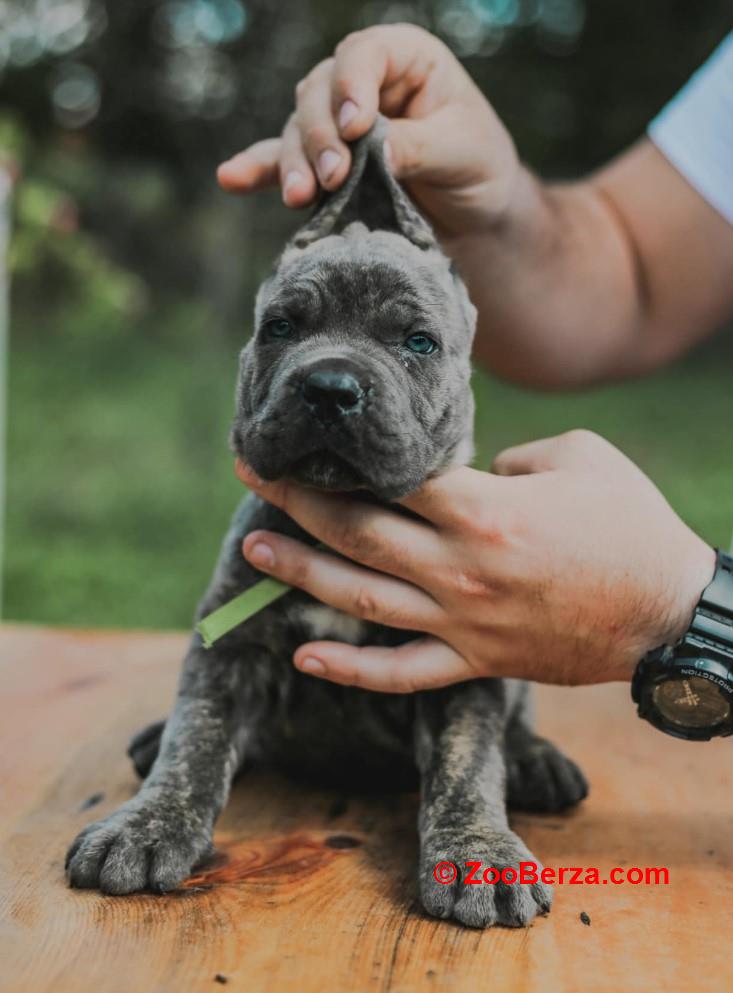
[0, 622, 731, 993]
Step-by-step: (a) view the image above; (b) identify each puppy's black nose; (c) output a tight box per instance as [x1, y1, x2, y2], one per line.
[302, 369, 364, 422]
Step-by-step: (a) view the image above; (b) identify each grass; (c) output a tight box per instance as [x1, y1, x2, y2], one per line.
[4, 315, 732, 630]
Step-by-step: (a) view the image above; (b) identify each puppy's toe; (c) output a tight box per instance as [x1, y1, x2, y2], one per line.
[451, 886, 498, 929]
[148, 838, 210, 894]
[67, 827, 115, 889]
[98, 838, 150, 895]
[493, 877, 552, 927]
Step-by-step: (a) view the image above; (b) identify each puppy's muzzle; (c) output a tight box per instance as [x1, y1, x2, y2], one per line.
[300, 361, 366, 424]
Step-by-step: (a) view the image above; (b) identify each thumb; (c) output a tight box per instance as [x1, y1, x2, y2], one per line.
[492, 429, 611, 476]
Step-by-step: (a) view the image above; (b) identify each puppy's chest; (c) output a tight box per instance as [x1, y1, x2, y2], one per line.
[290, 602, 368, 644]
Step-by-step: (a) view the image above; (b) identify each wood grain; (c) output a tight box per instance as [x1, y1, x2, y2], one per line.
[0, 623, 731, 993]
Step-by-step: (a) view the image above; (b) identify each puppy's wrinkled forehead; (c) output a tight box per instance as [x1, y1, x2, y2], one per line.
[258, 115, 476, 345]
[257, 222, 472, 350]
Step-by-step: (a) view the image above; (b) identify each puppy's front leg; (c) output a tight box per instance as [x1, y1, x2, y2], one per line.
[66, 638, 252, 895]
[416, 682, 552, 928]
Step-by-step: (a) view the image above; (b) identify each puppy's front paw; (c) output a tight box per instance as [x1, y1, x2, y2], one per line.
[65, 792, 212, 895]
[419, 829, 552, 928]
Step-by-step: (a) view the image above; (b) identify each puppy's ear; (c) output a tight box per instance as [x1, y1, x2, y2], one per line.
[291, 115, 436, 250]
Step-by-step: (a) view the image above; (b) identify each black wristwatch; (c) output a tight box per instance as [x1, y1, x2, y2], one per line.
[632, 549, 733, 740]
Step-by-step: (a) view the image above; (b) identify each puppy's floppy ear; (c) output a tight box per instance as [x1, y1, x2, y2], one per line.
[292, 115, 436, 250]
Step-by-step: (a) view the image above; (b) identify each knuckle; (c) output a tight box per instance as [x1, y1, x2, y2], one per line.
[302, 122, 336, 150]
[334, 30, 363, 55]
[331, 519, 361, 559]
[294, 59, 332, 101]
[563, 428, 602, 450]
[353, 586, 380, 621]
[286, 550, 311, 589]
[449, 567, 499, 601]
[474, 511, 509, 546]
[447, 497, 504, 543]
[332, 67, 356, 98]
[331, 516, 385, 564]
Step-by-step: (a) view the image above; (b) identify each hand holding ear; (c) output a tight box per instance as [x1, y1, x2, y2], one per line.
[236, 430, 715, 692]
[216, 24, 520, 240]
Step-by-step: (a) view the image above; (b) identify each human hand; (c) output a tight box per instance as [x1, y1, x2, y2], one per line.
[216, 23, 522, 239]
[235, 430, 715, 692]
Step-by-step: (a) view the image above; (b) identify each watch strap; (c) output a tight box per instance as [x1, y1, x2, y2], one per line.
[686, 549, 733, 661]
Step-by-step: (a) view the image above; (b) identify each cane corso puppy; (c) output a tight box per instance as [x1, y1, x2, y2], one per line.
[66, 118, 587, 927]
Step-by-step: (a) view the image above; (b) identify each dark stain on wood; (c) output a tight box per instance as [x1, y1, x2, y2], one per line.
[181, 832, 363, 890]
[324, 834, 362, 849]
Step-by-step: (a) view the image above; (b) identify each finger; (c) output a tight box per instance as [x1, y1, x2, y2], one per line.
[295, 58, 351, 190]
[330, 25, 443, 140]
[393, 465, 503, 530]
[217, 138, 281, 193]
[292, 636, 474, 693]
[492, 430, 610, 476]
[243, 531, 443, 631]
[236, 460, 446, 583]
[278, 114, 318, 207]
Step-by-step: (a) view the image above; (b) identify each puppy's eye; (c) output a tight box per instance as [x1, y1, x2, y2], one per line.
[404, 333, 438, 355]
[263, 318, 295, 340]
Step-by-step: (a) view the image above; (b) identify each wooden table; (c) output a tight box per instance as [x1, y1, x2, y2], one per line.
[1, 624, 731, 993]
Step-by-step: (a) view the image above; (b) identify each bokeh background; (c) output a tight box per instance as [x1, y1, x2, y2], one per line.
[0, 0, 731, 629]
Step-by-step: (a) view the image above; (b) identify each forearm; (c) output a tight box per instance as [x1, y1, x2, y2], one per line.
[446, 143, 733, 389]
[444, 168, 645, 389]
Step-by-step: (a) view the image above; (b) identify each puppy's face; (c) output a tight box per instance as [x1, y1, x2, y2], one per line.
[230, 122, 476, 500]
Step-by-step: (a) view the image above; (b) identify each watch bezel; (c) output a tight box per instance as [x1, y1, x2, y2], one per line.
[633, 651, 733, 740]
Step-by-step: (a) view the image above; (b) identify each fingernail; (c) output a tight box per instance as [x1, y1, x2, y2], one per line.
[299, 656, 326, 676]
[282, 170, 302, 202]
[318, 149, 341, 182]
[383, 139, 394, 172]
[338, 99, 359, 130]
[248, 541, 275, 569]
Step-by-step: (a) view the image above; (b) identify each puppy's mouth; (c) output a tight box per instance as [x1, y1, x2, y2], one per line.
[288, 450, 366, 492]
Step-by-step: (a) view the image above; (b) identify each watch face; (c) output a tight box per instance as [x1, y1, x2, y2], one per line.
[652, 676, 731, 729]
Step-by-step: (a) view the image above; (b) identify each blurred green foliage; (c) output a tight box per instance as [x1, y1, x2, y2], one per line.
[6, 320, 732, 628]
[1, 1, 731, 628]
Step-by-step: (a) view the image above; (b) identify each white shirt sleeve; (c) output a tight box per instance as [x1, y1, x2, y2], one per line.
[648, 32, 733, 226]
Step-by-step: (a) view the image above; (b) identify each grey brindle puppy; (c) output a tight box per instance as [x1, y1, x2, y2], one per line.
[66, 119, 587, 927]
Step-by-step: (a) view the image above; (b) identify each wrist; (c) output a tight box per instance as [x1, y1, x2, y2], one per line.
[614, 537, 716, 683]
[440, 164, 546, 249]
[660, 537, 717, 647]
